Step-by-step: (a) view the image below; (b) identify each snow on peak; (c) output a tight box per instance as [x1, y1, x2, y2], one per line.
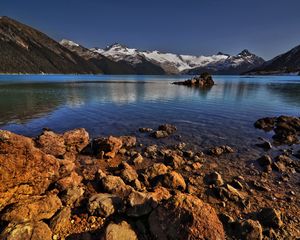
[60, 39, 80, 47]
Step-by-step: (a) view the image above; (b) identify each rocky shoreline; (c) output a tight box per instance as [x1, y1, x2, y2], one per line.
[0, 118, 299, 239]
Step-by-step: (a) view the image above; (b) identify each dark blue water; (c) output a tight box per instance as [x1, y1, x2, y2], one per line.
[0, 74, 299, 150]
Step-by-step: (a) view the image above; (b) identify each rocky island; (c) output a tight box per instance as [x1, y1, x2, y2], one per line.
[172, 72, 215, 88]
[0, 118, 299, 240]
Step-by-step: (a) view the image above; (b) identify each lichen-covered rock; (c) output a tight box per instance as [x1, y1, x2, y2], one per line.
[103, 221, 138, 240]
[0, 130, 60, 211]
[1, 193, 62, 223]
[0, 221, 52, 240]
[149, 193, 225, 240]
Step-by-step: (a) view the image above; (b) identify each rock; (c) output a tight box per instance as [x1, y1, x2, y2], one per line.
[1, 193, 62, 223]
[144, 163, 169, 181]
[164, 152, 184, 169]
[144, 145, 158, 158]
[150, 186, 171, 202]
[209, 145, 234, 156]
[103, 221, 138, 240]
[173, 72, 215, 88]
[258, 208, 283, 228]
[102, 175, 133, 197]
[205, 171, 224, 186]
[60, 186, 85, 206]
[151, 130, 169, 139]
[161, 171, 186, 190]
[257, 155, 272, 166]
[0, 130, 60, 211]
[216, 184, 243, 202]
[139, 127, 153, 133]
[93, 136, 123, 158]
[272, 161, 286, 172]
[0, 221, 52, 240]
[240, 219, 263, 240]
[119, 136, 137, 148]
[49, 207, 71, 235]
[158, 124, 177, 135]
[63, 128, 89, 153]
[120, 162, 138, 183]
[36, 130, 66, 157]
[56, 171, 82, 191]
[256, 140, 273, 150]
[58, 159, 76, 177]
[126, 191, 155, 217]
[254, 117, 276, 131]
[149, 193, 225, 240]
[88, 193, 122, 218]
[133, 153, 144, 168]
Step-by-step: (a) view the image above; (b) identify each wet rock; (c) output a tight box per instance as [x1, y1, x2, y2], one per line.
[139, 127, 153, 133]
[0, 130, 60, 211]
[63, 128, 89, 153]
[254, 117, 276, 131]
[272, 161, 286, 172]
[120, 162, 138, 183]
[151, 130, 170, 139]
[205, 171, 224, 186]
[144, 144, 158, 158]
[256, 139, 272, 150]
[103, 221, 138, 240]
[56, 171, 82, 191]
[126, 191, 155, 217]
[2, 193, 62, 223]
[149, 193, 225, 240]
[161, 171, 186, 190]
[0, 221, 52, 240]
[93, 136, 123, 158]
[164, 152, 184, 169]
[173, 72, 215, 88]
[258, 208, 283, 228]
[158, 124, 177, 135]
[240, 219, 263, 240]
[144, 163, 169, 182]
[36, 130, 66, 157]
[88, 193, 122, 218]
[49, 207, 71, 235]
[102, 175, 133, 198]
[119, 136, 137, 148]
[257, 155, 272, 167]
[209, 145, 234, 156]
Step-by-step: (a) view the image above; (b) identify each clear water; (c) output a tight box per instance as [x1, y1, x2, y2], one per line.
[0, 74, 300, 151]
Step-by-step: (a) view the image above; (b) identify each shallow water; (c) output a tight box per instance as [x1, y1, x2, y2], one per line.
[0, 74, 300, 151]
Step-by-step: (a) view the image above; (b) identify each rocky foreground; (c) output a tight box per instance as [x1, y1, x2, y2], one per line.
[0, 119, 299, 239]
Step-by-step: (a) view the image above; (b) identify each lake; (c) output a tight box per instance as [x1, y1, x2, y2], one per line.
[0, 74, 300, 152]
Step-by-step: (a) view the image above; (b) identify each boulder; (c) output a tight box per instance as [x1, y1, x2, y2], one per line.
[36, 130, 66, 157]
[164, 152, 184, 169]
[119, 136, 137, 148]
[139, 127, 153, 133]
[93, 136, 123, 158]
[149, 193, 225, 240]
[205, 171, 224, 186]
[1, 193, 62, 223]
[161, 171, 186, 190]
[56, 171, 82, 191]
[151, 130, 169, 139]
[126, 191, 155, 217]
[254, 117, 276, 131]
[60, 186, 85, 206]
[0, 221, 52, 240]
[88, 193, 122, 218]
[209, 145, 234, 156]
[239, 220, 263, 240]
[102, 175, 133, 198]
[158, 124, 177, 135]
[49, 207, 71, 235]
[258, 208, 283, 228]
[0, 130, 60, 211]
[144, 163, 169, 182]
[257, 155, 272, 167]
[63, 128, 89, 153]
[103, 221, 138, 240]
[120, 162, 138, 183]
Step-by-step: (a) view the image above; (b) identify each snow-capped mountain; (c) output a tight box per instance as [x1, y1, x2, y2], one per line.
[92, 44, 265, 74]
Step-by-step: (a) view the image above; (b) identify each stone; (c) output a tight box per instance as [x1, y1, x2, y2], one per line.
[49, 207, 71, 235]
[63, 128, 89, 153]
[119, 136, 137, 148]
[158, 124, 177, 135]
[151, 130, 169, 139]
[93, 136, 123, 158]
[150, 186, 171, 202]
[60, 186, 85, 206]
[173, 73, 215, 88]
[256, 140, 272, 150]
[149, 193, 225, 240]
[272, 162, 286, 172]
[102, 175, 133, 197]
[36, 130, 66, 157]
[209, 145, 234, 156]
[139, 127, 153, 133]
[205, 171, 224, 186]
[0, 130, 60, 211]
[126, 191, 155, 217]
[0, 221, 52, 240]
[120, 162, 138, 183]
[88, 193, 122, 218]
[144, 163, 169, 181]
[144, 145, 158, 158]
[133, 153, 144, 168]
[257, 155, 272, 166]
[258, 208, 283, 228]
[103, 221, 138, 240]
[240, 220, 263, 240]
[56, 171, 82, 191]
[164, 152, 184, 169]
[1, 193, 62, 223]
[254, 117, 276, 131]
[161, 171, 186, 190]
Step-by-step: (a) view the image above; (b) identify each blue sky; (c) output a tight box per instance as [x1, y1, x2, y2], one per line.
[1, 0, 300, 60]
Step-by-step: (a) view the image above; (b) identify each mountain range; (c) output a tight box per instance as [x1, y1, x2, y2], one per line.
[0, 16, 299, 75]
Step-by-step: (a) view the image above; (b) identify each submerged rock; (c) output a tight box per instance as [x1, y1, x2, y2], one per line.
[148, 193, 225, 240]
